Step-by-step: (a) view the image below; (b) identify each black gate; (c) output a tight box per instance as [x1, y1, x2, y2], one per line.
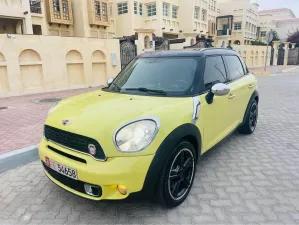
[270, 46, 274, 66]
[156, 39, 170, 50]
[288, 47, 299, 65]
[183, 35, 214, 49]
[153, 36, 170, 50]
[277, 45, 285, 65]
[120, 41, 137, 69]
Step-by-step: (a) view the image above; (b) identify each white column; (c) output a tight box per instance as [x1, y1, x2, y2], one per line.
[283, 42, 290, 66]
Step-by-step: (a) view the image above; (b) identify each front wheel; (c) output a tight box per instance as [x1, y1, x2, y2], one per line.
[156, 141, 196, 208]
[239, 99, 258, 134]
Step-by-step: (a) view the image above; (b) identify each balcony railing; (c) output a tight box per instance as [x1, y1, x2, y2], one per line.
[30, 0, 42, 14]
[217, 29, 232, 36]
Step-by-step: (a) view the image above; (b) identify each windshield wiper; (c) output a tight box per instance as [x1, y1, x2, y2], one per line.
[125, 87, 167, 95]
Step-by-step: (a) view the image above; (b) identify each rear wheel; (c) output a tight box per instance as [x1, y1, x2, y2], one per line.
[156, 141, 196, 207]
[239, 99, 258, 134]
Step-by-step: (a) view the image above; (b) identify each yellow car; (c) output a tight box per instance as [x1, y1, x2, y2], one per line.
[39, 48, 258, 207]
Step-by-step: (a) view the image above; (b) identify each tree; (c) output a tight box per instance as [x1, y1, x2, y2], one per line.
[270, 29, 280, 41]
[287, 29, 299, 43]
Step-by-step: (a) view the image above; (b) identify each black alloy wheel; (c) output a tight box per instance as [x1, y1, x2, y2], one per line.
[156, 141, 196, 207]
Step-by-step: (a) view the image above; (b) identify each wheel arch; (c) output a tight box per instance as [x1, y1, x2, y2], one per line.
[132, 123, 202, 199]
[242, 90, 259, 125]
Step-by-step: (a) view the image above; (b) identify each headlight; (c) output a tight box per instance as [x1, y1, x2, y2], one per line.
[114, 118, 159, 152]
[47, 102, 59, 116]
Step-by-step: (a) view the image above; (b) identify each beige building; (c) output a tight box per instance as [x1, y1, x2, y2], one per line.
[258, 8, 299, 42]
[0, 0, 115, 38]
[113, 0, 219, 44]
[215, 0, 259, 46]
[0, 0, 219, 43]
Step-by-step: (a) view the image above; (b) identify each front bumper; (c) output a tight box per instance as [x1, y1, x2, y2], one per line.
[39, 139, 155, 200]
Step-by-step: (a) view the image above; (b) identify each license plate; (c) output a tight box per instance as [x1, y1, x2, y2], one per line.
[45, 157, 78, 180]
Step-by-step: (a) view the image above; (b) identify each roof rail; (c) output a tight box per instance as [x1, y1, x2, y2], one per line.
[200, 48, 235, 52]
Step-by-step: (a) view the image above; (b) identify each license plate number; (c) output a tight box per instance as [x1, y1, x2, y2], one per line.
[45, 157, 78, 180]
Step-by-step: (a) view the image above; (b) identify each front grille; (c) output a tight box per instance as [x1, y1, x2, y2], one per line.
[48, 145, 87, 164]
[44, 125, 106, 160]
[42, 161, 102, 197]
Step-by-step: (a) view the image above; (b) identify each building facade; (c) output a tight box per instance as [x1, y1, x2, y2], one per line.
[0, 0, 115, 38]
[215, 0, 259, 46]
[0, 0, 219, 42]
[258, 8, 299, 42]
[113, 0, 219, 44]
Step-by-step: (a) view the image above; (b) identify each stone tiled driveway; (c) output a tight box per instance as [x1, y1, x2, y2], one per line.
[0, 88, 98, 155]
[1, 73, 299, 224]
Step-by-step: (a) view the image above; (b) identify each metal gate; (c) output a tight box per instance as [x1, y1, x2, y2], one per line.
[184, 36, 214, 49]
[277, 45, 285, 65]
[270, 47, 274, 66]
[154, 37, 170, 50]
[288, 48, 299, 65]
[156, 39, 170, 50]
[120, 41, 136, 69]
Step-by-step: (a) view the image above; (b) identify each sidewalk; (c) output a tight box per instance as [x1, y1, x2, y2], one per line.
[0, 87, 98, 155]
[249, 65, 299, 75]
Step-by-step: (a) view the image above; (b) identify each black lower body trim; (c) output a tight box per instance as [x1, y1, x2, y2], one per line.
[42, 161, 102, 197]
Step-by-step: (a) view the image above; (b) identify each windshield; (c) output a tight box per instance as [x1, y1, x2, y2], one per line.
[104, 57, 201, 97]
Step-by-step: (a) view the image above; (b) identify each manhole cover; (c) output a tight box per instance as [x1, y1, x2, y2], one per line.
[0, 106, 8, 110]
[38, 98, 62, 103]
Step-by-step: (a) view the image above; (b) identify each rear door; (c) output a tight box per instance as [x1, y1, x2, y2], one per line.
[224, 55, 256, 124]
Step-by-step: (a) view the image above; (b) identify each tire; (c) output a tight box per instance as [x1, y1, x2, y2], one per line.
[239, 99, 258, 134]
[156, 141, 196, 208]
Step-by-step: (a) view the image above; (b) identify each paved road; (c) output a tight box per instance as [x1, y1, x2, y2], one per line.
[1, 73, 299, 225]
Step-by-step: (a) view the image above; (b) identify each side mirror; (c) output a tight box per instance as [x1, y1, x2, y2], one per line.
[107, 77, 114, 86]
[206, 83, 230, 104]
[211, 83, 230, 96]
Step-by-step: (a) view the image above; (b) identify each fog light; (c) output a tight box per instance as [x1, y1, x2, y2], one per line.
[117, 185, 127, 195]
[84, 183, 101, 197]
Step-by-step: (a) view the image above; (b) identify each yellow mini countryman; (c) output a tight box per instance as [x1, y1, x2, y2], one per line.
[39, 48, 258, 207]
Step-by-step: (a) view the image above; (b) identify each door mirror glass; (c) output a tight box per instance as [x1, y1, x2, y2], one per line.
[211, 83, 230, 96]
[107, 77, 114, 86]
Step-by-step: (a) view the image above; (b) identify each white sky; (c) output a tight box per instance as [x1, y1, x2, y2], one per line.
[255, 0, 299, 16]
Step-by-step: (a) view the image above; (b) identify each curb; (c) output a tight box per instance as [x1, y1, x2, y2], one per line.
[0, 145, 39, 173]
[252, 71, 270, 75]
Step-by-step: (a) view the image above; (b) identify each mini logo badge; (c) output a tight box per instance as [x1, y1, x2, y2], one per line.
[62, 120, 71, 126]
[88, 144, 97, 156]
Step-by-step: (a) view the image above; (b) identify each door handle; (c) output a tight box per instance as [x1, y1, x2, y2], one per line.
[228, 94, 236, 99]
[248, 84, 255, 89]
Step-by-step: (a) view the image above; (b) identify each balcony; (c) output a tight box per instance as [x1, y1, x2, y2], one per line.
[46, 0, 73, 25]
[88, 0, 112, 27]
[30, 0, 42, 14]
[217, 29, 232, 36]
[216, 15, 233, 37]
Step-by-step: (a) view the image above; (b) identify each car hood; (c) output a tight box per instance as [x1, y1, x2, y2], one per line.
[45, 89, 192, 157]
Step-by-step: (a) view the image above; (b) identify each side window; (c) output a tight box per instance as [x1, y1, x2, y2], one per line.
[225, 55, 245, 80]
[203, 56, 227, 91]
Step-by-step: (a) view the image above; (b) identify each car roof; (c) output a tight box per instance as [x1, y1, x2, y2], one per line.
[138, 48, 240, 58]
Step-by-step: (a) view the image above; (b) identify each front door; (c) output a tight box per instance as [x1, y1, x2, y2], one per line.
[197, 55, 237, 152]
